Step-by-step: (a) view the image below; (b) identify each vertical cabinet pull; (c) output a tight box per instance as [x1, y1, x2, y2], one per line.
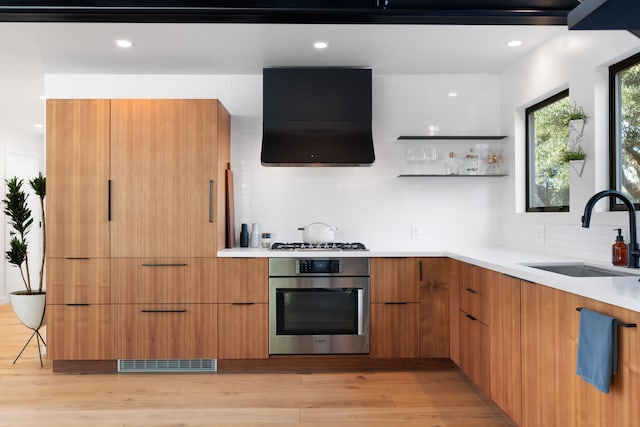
[419, 260, 423, 282]
[208, 180, 214, 223]
[107, 179, 112, 221]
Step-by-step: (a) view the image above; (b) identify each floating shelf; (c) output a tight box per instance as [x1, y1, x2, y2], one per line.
[398, 174, 507, 177]
[397, 135, 507, 141]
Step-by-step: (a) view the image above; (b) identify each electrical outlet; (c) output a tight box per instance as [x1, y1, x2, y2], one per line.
[411, 224, 422, 240]
[535, 225, 545, 243]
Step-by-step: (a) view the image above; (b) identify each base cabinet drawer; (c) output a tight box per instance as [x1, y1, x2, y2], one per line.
[459, 310, 489, 395]
[47, 258, 110, 305]
[47, 304, 113, 360]
[113, 304, 217, 359]
[370, 302, 420, 358]
[111, 258, 216, 304]
[218, 303, 268, 359]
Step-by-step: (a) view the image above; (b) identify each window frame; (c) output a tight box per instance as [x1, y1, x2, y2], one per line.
[525, 89, 570, 213]
[609, 51, 640, 211]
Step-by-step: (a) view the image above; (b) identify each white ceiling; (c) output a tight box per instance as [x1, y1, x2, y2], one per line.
[0, 22, 563, 136]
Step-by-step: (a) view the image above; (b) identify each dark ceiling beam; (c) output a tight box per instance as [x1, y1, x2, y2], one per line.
[567, 0, 639, 32]
[0, 2, 575, 25]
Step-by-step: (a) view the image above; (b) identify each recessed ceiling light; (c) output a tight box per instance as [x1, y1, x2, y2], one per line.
[115, 39, 133, 48]
[507, 40, 523, 48]
[34, 124, 43, 128]
[448, 92, 458, 97]
[313, 41, 328, 49]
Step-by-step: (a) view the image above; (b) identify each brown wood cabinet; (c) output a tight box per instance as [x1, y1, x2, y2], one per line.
[449, 259, 461, 365]
[46, 98, 230, 363]
[47, 305, 113, 360]
[113, 304, 217, 359]
[47, 258, 110, 305]
[46, 99, 110, 259]
[458, 309, 490, 393]
[456, 262, 490, 395]
[488, 271, 522, 425]
[110, 258, 216, 304]
[418, 257, 450, 358]
[370, 257, 418, 303]
[109, 99, 228, 258]
[370, 258, 420, 358]
[46, 99, 112, 360]
[521, 281, 640, 427]
[217, 258, 268, 359]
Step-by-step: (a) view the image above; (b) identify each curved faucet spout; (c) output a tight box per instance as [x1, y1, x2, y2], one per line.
[582, 190, 639, 268]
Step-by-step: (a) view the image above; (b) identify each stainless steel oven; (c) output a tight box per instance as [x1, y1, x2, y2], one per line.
[268, 258, 370, 355]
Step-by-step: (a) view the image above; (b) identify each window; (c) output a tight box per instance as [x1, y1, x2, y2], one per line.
[610, 52, 640, 210]
[526, 90, 570, 212]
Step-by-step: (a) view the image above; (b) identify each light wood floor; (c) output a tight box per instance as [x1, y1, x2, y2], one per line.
[0, 303, 513, 427]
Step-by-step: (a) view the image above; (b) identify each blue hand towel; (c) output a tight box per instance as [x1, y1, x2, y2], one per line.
[576, 308, 618, 393]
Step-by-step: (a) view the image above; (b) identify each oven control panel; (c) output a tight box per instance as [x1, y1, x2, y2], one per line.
[297, 259, 341, 274]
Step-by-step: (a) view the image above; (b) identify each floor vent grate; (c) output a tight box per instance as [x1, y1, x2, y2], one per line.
[118, 359, 217, 373]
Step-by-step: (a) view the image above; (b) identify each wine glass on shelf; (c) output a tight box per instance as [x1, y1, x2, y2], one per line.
[404, 146, 417, 174]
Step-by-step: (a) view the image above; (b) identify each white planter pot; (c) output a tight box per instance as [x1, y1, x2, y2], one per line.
[10, 292, 46, 330]
[570, 159, 586, 177]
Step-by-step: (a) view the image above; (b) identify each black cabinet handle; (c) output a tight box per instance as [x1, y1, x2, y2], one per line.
[419, 260, 423, 282]
[66, 303, 90, 306]
[107, 179, 111, 221]
[464, 287, 477, 294]
[465, 313, 478, 321]
[141, 309, 187, 313]
[65, 257, 90, 260]
[231, 302, 255, 306]
[384, 302, 408, 305]
[208, 180, 214, 223]
[141, 263, 188, 267]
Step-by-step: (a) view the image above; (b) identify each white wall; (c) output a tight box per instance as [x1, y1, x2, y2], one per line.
[0, 125, 44, 304]
[499, 30, 640, 263]
[46, 73, 504, 250]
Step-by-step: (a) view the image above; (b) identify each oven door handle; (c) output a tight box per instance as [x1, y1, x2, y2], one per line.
[357, 288, 364, 336]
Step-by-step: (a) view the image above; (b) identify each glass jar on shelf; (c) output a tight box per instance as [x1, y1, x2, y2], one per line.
[444, 151, 461, 175]
[487, 153, 502, 175]
[465, 148, 479, 175]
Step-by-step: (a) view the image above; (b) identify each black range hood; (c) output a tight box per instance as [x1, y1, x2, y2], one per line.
[261, 67, 375, 167]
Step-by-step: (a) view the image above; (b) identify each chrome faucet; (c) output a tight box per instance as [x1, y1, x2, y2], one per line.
[581, 190, 640, 268]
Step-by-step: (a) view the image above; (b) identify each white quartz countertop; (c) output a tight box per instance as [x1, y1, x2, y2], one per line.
[217, 246, 640, 313]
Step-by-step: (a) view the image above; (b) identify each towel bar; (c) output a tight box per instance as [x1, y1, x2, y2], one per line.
[576, 307, 637, 328]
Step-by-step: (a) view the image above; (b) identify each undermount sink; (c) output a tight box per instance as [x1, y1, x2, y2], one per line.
[522, 263, 639, 278]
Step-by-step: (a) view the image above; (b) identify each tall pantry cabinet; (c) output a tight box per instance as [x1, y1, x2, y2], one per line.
[46, 99, 230, 362]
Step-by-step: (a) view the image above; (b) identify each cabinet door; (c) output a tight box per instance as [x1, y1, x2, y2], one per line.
[418, 258, 450, 358]
[522, 282, 640, 427]
[449, 259, 461, 364]
[489, 273, 522, 425]
[459, 310, 489, 395]
[47, 258, 110, 305]
[370, 302, 420, 358]
[218, 303, 268, 359]
[111, 258, 216, 304]
[370, 258, 419, 303]
[217, 258, 268, 303]
[110, 99, 219, 257]
[47, 305, 112, 360]
[113, 304, 217, 359]
[46, 99, 110, 258]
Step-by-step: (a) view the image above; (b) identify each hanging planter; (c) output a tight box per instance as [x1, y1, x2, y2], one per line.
[570, 159, 586, 177]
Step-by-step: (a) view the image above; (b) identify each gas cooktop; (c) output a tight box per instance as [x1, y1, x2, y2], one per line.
[270, 242, 368, 251]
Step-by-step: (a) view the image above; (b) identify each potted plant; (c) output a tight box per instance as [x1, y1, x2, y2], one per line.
[4, 173, 46, 364]
[560, 102, 588, 176]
